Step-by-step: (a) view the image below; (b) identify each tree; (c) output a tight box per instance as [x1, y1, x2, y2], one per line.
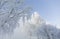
[23, 12, 60, 39]
[23, 12, 45, 39]
[36, 24, 60, 39]
[0, 0, 32, 34]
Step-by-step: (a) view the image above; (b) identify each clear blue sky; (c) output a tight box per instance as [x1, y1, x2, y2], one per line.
[25, 0, 60, 26]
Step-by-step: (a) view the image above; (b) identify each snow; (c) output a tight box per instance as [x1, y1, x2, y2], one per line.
[0, 0, 60, 39]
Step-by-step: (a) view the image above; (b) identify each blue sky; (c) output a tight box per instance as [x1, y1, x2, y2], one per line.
[25, 0, 60, 27]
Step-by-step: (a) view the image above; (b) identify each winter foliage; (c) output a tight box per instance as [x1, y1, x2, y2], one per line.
[23, 12, 60, 39]
[0, 0, 60, 39]
[0, 0, 31, 34]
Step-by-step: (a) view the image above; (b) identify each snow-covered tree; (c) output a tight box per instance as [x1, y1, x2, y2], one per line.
[0, 0, 60, 39]
[23, 12, 60, 39]
[0, 0, 32, 34]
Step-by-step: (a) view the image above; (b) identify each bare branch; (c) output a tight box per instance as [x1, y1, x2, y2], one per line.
[0, 1, 7, 9]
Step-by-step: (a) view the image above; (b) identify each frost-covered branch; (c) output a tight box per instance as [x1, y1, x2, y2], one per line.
[0, 0, 32, 34]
